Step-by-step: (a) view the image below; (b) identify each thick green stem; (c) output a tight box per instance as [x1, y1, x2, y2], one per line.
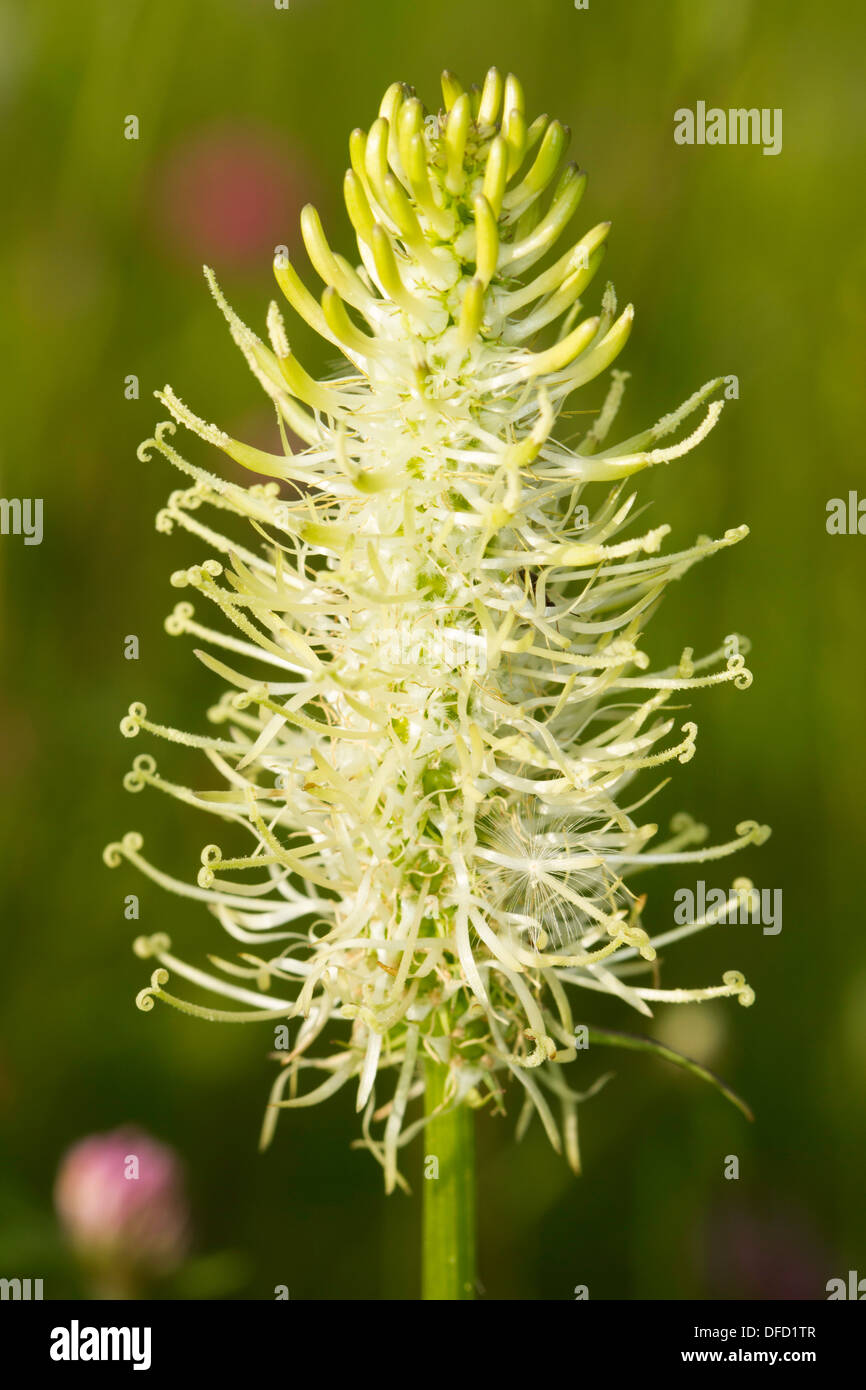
[422, 1059, 476, 1300]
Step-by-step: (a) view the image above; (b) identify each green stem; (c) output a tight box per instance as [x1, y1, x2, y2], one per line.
[422, 1058, 476, 1300]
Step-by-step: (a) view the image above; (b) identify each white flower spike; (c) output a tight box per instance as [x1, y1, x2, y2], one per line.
[106, 70, 766, 1190]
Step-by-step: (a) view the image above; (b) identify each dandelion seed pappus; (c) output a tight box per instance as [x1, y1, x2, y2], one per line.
[473, 805, 629, 950]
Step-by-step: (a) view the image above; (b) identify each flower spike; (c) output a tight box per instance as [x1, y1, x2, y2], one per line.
[108, 70, 764, 1189]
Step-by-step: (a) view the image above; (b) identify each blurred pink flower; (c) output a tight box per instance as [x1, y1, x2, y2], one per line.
[153, 124, 311, 268]
[54, 1126, 190, 1279]
[704, 1200, 830, 1299]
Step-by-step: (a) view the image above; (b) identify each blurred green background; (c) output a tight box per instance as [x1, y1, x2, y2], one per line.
[1, 0, 864, 1299]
